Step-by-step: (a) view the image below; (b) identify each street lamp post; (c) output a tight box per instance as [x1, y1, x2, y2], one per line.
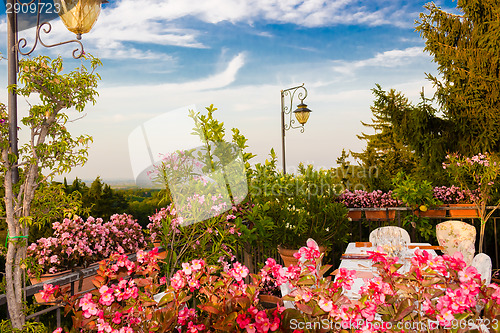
[7, 0, 106, 183]
[280, 83, 312, 174]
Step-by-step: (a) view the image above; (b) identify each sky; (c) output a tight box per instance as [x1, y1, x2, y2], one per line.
[0, 0, 459, 184]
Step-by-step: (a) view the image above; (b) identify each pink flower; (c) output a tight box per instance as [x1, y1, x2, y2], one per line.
[40, 284, 58, 302]
[228, 262, 249, 282]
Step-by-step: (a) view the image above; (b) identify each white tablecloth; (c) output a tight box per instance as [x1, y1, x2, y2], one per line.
[338, 242, 437, 299]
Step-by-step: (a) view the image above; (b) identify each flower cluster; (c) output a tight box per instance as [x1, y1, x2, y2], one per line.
[47, 241, 500, 332]
[339, 189, 401, 208]
[47, 250, 163, 333]
[145, 198, 243, 280]
[236, 306, 281, 332]
[432, 185, 479, 204]
[27, 214, 146, 275]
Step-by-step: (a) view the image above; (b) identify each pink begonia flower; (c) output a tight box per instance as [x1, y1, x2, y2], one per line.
[40, 284, 58, 302]
[318, 298, 333, 312]
[191, 259, 204, 271]
[52, 328, 64, 333]
[171, 271, 186, 290]
[182, 262, 193, 275]
[112, 311, 122, 324]
[229, 262, 249, 282]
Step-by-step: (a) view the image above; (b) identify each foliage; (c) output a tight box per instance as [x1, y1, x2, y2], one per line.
[49, 251, 282, 333]
[1, 55, 101, 328]
[352, 85, 419, 191]
[0, 320, 48, 333]
[416, 1, 500, 155]
[63, 177, 129, 222]
[27, 214, 145, 276]
[443, 152, 500, 252]
[392, 171, 441, 211]
[29, 181, 89, 243]
[146, 200, 246, 279]
[247, 150, 349, 250]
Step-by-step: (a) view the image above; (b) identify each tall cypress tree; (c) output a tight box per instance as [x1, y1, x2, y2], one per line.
[415, 0, 500, 154]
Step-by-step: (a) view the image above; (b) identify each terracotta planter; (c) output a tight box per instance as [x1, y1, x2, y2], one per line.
[277, 246, 299, 267]
[30, 269, 71, 303]
[152, 242, 167, 259]
[278, 245, 326, 267]
[448, 203, 478, 218]
[365, 210, 396, 220]
[347, 210, 362, 220]
[416, 206, 447, 218]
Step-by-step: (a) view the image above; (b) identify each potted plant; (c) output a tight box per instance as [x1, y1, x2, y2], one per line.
[392, 171, 444, 217]
[443, 152, 500, 251]
[338, 189, 367, 220]
[364, 189, 400, 220]
[247, 158, 349, 267]
[27, 214, 146, 301]
[433, 185, 479, 218]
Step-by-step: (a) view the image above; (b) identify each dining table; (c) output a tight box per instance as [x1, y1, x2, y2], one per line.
[338, 242, 441, 300]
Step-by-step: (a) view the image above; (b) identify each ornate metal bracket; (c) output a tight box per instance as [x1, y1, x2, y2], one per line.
[12, 0, 85, 59]
[281, 83, 308, 133]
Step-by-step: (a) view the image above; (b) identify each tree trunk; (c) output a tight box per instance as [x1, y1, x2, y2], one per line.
[4, 166, 26, 329]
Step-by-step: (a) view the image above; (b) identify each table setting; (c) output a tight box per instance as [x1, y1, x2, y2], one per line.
[337, 240, 442, 299]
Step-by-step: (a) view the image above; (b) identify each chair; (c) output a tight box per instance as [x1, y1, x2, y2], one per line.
[471, 253, 492, 285]
[369, 226, 410, 247]
[436, 220, 476, 265]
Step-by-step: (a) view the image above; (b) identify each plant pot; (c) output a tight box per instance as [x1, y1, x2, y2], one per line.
[277, 245, 326, 267]
[29, 269, 71, 303]
[365, 210, 396, 220]
[415, 206, 447, 218]
[448, 203, 478, 218]
[347, 210, 362, 220]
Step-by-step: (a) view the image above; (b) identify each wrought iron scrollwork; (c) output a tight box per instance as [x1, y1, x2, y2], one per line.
[13, 0, 85, 59]
[281, 83, 308, 133]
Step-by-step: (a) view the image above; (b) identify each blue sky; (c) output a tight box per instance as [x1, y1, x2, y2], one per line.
[0, 0, 458, 183]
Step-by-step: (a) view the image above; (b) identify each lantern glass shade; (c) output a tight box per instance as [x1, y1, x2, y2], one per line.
[56, 0, 103, 36]
[293, 103, 311, 125]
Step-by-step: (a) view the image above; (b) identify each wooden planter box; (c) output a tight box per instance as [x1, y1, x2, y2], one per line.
[29, 268, 96, 303]
[416, 206, 447, 218]
[347, 210, 362, 220]
[365, 210, 396, 220]
[448, 203, 478, 218]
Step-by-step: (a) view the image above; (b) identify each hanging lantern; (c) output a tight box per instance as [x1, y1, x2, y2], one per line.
[293, 102, 312, 125]
[56, 0, 107, 39]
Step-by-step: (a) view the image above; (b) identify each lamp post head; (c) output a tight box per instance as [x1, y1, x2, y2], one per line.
[293, 102, 311, 125]
[56, 0, 107, 38]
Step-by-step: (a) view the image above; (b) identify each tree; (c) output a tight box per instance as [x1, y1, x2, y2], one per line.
[352, 85, 418, 191]
[415, 1, 500, 155]
[0, 55, 101, 328]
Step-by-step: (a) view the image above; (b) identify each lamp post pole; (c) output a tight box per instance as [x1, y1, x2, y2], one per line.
[280, 83, 311, 174]
[7, 0, 19, 183]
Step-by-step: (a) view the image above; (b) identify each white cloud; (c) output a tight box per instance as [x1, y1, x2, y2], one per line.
[332, 47, 426, 75]
[56, 0, 422, 58]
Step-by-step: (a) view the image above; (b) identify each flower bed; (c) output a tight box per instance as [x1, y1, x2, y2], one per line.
[27, 214, 146, 276]
[44, 241, 500, 332]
